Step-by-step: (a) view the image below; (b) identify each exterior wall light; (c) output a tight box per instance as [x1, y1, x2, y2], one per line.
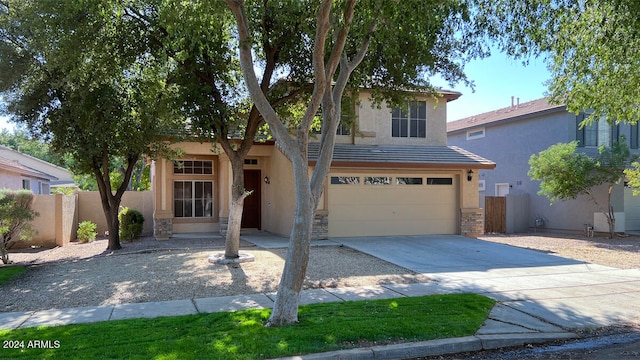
[264, 176, 270, 184]
[467, 169, 474, 182]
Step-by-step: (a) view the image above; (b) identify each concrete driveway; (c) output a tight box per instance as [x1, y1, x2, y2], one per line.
[338, 235, 640, 330]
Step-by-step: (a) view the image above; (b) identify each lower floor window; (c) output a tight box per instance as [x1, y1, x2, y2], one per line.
[174, 181, 213, 218]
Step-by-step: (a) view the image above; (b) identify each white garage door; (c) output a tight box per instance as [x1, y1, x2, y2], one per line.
[328, 173, 459, 237]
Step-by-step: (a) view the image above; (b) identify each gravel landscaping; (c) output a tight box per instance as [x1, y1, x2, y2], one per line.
[2, 231, 638, 314]
[2, 235, 430, 313]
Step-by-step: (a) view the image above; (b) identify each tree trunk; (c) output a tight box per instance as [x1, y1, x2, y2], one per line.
[106, 203, 122, 250]
[607, 205, 615, 239]
[225, 156, 249, 258]
[267, 159, 315, 326]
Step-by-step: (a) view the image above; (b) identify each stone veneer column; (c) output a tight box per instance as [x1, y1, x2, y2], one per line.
[219, 217, 229, 236]
[460, 208, 484, 238]
[154, 217, 173, 240]
[312, 211, 329, 240]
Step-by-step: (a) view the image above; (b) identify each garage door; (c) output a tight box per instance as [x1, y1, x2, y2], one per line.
[328, 173, 459, 237]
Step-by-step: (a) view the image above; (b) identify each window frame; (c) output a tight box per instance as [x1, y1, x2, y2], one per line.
[391, 101, 427, 138]
[466, 128, 485, 140]
[173, 160, 213, 175]
[173, 180, 214, 218]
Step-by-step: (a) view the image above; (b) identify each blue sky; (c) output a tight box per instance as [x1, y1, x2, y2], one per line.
[434, 51, 551, 122]
[0, 51, 551, 132]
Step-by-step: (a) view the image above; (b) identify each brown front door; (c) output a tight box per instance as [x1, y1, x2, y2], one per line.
[241, 169, 261, 229]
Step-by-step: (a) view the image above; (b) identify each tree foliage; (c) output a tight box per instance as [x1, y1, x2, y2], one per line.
[0, 189, 37, 264]
[0, 1, 185, 250]
[529, 140, 636, 238]
[474, 0, 640, 123]
[227, 0, 493, 326]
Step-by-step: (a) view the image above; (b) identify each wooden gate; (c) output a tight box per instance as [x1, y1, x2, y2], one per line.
[485, 196, 506, 233]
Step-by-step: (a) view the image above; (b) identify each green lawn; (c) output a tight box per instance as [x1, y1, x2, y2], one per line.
[0, 265, 26, 285]
[0, 294, 494, 360]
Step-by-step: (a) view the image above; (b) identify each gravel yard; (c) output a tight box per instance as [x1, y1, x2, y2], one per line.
[2, 231, 638, 313]
[478, 232, 640, 270]
[2, 235, 430, 313]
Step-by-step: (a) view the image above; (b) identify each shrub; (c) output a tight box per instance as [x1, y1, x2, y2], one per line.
[77, 221, 97, 243]
[118, 207, 144, 241]
[0, 189, 38, 264]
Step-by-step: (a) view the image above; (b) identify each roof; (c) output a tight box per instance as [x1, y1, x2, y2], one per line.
[0, 145, 74, 186]
[447, 97, 566, 133]
[307, 143, 495, 169]
[0, 156, 57, 181]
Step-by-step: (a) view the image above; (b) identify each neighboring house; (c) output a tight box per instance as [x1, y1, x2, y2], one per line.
[447, 97, 640, 234]
[151, 89, 495, 240]
[0, 145, 76, 191]
[0, 155, 57, 194]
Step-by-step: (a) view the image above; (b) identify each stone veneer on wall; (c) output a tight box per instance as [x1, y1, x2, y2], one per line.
[460, 208, 484, 238]
[312, 212, 329, 240]
[219, 217, 229, 236]
[154, 218, 173, 240]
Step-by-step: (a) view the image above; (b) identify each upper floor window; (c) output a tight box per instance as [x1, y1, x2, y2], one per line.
[576, 112, 619, 147]
[391, 101, 426, 138]
[22, 179, 31, 191]
[336, 122, 351, 136]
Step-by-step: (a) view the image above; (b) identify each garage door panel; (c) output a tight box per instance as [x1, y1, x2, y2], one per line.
[329, 219, 457, 237]
[328, 173, 459, 237]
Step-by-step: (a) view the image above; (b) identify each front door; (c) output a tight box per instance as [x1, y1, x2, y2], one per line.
[241, 169, 261, 229]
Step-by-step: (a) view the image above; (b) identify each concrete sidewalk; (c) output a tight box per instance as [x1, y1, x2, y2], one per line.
[3, 232, 638, 359]
[0, 281, 577, 359]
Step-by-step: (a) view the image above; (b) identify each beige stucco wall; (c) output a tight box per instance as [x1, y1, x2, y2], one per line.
[354, 92, 448, 146]
[29, 195, 56, 246]
[77, 191, 154, 236]
[261, 147, 296, 237]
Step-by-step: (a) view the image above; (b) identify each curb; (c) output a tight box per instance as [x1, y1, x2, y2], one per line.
[274, 332, 578, 360]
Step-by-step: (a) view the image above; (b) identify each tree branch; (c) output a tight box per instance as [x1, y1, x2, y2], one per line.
[225, 0, 298, 157]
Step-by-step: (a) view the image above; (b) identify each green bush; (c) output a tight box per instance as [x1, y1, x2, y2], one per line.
[0, 189, 38, 264]
[118, 207, 144, 241]
[77, 221, 97, 243]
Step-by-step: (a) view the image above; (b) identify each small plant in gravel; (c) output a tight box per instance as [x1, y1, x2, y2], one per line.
[77, 221, 97, 243]
[118, 207, 144, 241]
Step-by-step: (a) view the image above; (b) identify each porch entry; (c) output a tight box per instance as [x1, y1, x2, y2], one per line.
[241, 169, 261, 229]
[485, 196, 506, 233]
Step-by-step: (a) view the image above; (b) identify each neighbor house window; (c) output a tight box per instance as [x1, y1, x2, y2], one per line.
[22, 179, 30, 191]
[174, 181, 213, 218]
[478, 180, 486, 192]
[466, 128, 485, 140]
[391, 101, 426, 138]
[576, 112, 619, 147]
[173, 160, 213, 175]
[632, 125, 639, 149]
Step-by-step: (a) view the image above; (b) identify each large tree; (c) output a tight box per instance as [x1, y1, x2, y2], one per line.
[226, 0, 487, 326]
[0, 1, 184, 250]
[529, 140, 636, 238]
[119, 1, 314, 259]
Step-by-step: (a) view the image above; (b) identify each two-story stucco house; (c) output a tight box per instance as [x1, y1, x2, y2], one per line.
[151, 89, 495, 240]
[447, 97, 640, 234]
